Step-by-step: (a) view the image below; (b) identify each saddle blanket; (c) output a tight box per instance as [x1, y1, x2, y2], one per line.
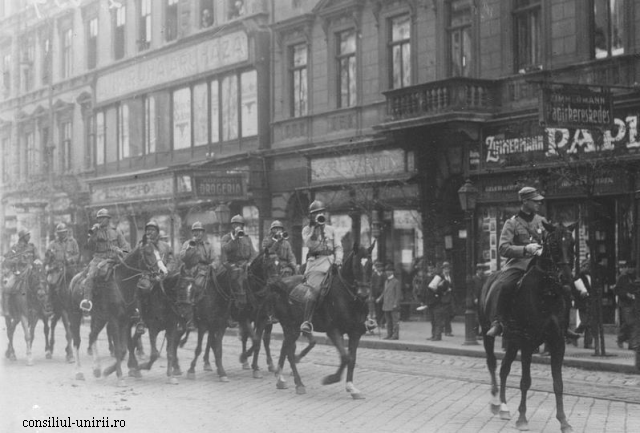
[289, 283, 315, 305]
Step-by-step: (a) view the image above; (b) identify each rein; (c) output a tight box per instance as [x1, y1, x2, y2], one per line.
[332, 250, 365, 301]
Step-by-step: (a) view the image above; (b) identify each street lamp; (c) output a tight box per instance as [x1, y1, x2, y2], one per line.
[214, 203, 231, 234]
[457, 179, 479, 346]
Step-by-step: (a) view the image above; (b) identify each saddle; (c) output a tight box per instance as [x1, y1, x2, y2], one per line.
[289, 268, 334, 305]
[96, 259, 116, 281]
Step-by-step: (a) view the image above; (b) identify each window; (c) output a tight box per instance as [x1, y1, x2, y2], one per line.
[87, 17, 98, 69]
[210, 80, 219, 143]
[221, 75, 238, 140]
[228, 0, 246, 20]
[85, 114, 94, 169]
[60, 121, 72, 172]
[41, 32, 51, 84]
[118, 103, 129, 160]
[139, 0, 151, 51]
[1, 137, 9, 184]
[2, 52, 10, 96]
[193, 83, 208, 146]
[337, 30, 357, 108]
[21, 35, 35, 92]
[165, 0, 178, 42]
[173, 87, 191, 150]
[447, 0, 472, 77]
[61, 27, 73, 78]
[513, 0, 541, 72]
[144, 95, 156, 154]
[289, 44, 307, 117]
[593, 0, 625, 59]
[96, 112, 105, 165]
[25, 131, 36, 178]
[113, 5, 126, 60]
[200, 0, 214, 28]
[389, 15, 411, 88]
[240, 70, 257, 137]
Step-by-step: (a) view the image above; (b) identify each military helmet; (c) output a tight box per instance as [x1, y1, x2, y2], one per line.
[230, 214, 245, 225]
[145, 220, 160, 231]
[56, 223, 68, 233]
[18, 229, 30, 239]
[191, 221, 205, 231]
[96, 208, 111, 219]
[309, 200, 325, 213]
[270, 220, 284, 230]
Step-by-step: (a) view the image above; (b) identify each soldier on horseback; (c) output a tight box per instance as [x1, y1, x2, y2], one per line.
[44, 223, 80, 284]
[135, 220, 173, 334]
[79, 209, 130, 313]
[262, 220, 296, 277]
[221, 215, 257, 307]
[179, 221, 213, 330]
[1, 229, 42, 316]
[300, 200, 343, 334]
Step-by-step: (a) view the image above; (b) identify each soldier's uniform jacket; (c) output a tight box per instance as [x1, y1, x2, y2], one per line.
[221, 233, 256, 266]
[141, 239, 177, 273]
[498, 211, 547, 271]
[261, 237, 296, 271]
[88, 225, 130, 260]
[45, 237, 80, 268]
[615, 273, 638, 308]
[179, 238, 213, 270]
[302, 224, 343, 263]
[4, 241, 40, 272]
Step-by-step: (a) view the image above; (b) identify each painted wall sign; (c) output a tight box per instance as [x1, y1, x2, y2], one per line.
[541, 85, 614, 130]
[91, 177, 173, 204]
[96, 31, 249, 103]
[193, 174, 245, 198]
[311, 149, 408, 183]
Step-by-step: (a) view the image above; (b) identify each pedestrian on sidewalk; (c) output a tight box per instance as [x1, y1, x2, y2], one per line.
[472, 263, 488, 338]
[615, 260, 638, 349]
[377, 264, 401, 340]
[440, 262, 455, 337]
[370, 260, 386, 328]
[426, 263, 445, 341]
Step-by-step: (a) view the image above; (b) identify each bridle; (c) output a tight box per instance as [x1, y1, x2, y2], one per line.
[535, 226, 575, 288]
[333, 249, 368, 302]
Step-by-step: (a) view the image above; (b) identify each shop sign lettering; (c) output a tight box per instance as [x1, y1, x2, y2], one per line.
[485, 114, 640, 163]
[193, 175, 245, 198]
[541, 86, 613, 129]
[96, 31, 249, 103]
[311, 149, 407, 183]
[91, 177, 173, 204]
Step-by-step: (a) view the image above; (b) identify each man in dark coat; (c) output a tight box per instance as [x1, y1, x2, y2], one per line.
[615, 260, 638, 349]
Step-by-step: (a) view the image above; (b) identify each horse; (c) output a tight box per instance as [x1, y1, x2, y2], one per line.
[68, 243, 166, 385]
[3, 264, 52, 366]
[479, 221, 576, 433]
[269, 242, 373, 398]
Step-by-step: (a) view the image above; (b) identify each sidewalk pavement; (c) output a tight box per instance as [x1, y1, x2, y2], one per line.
[259, 318, 640, 375]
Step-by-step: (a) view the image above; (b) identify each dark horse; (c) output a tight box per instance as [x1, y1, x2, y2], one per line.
[270, 242, 373, 398]
[3, 264, 52, 365]
[479, 221, 576, 433]
[67, 243, 165, 385]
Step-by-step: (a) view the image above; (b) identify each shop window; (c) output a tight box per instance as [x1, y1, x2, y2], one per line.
[389, 14, 411, 89]
[593, 0, 625, 59]
[221, 75, 238, 141]
[447, 0, 472, 77]
[138, 0, 151, 51]
[336, 29, 357, 108]
[143, 95, 156, 154]
[210, 79, 220, 143]
[289, 43, 308, 118]
[165, 0, 178, 42]
[20, 34, 35, 92]
[113, 5, 126, 60]
[2, 52, 10, 97]
[96, 111, 105, 166]
[194, 82, 208, 147]
[87, 16, 98, 69]
[41, 32, 51, 84]
[513, 0, 541, 73]
[172, 87, 192, 150]
[118, 103, 129, 160]
[200, 0, 214, 28]
[60, 120, 72, 172]
[61, 27, 73, 78]
[240, 70, 257, 137]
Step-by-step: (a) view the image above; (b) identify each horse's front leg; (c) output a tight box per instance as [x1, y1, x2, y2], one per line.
[88, 317, 107, 378]
[5, 316, 18, 361]
[263, 323, 275, 372]
[60, 310, 75, 363]
[70, 312, 84, 380]
[549, 337, 573, 433]
[187, 327, 206, 379]
[43, 314, 52, 359]
[165, 329, 178, 385]
[498, 343, 519, 420]
[345, 332, 364, 399]
[127, 327, 142, 378]
[171, 328, 184, 377]
[516, 345, 534, 431]
[21, 314, 33, 366]
[322, 329, 348, 386]
[483, 336, 501, 414]
[238, 319, 257, 372]
[212, 327, 228, 382]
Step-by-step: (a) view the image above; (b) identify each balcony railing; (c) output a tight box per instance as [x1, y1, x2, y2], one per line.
[383, 77, 499, 123]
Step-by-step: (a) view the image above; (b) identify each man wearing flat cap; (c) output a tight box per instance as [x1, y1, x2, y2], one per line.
[486, 186, 547, 337]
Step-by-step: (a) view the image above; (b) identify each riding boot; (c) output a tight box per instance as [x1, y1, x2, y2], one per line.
[563, 295, 580, 340]
[133, 293, 146, 336]
[80, 278, 94, 313]
[487, 287, 512, 338]
[300, 299, 316, 334]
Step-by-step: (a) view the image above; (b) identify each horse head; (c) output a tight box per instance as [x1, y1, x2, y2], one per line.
[31, 265, 53, 317]
[540, 221, 577, 286]
[249, 248, 281, 283]
[127, 241, 168, 276]
[340, 240, 375, 299]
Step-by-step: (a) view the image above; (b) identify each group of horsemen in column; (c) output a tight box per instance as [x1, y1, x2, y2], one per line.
[1, 199, 341, 336]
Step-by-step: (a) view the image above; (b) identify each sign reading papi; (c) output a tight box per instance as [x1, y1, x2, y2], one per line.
[540, 84, 614, 130]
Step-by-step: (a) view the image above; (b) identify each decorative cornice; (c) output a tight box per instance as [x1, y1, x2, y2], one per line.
[371, 0, 418, 25]
[272, 13, 315, 49]
[314, 0, 366, 39]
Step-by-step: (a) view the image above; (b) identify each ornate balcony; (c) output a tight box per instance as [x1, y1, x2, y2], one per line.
[380, 77, 499, 130]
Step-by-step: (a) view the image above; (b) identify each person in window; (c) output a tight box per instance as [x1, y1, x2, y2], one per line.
[229, 0, 246, 18]
[201, 8, 213, 28]
[299, 200, 343, 334]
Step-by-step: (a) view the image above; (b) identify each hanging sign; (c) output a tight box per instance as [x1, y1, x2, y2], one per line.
[540, 85, 614, 130]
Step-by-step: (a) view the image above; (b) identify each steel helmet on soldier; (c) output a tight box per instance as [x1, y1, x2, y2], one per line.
[309, 200, 325, 213]
[230, 215, 245, 225]
[270, 220, 284, 230]
[145, 220, 160, 231]
[18, 229, 30, 239]
[96, 208, 111, 219]
[56, 223, 68, 233]
[191, 221, 204, 231]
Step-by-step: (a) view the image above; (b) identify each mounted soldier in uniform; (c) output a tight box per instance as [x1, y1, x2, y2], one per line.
[44, 223, 80, 290]
[261, 220, 296, 277]
[299, 200, 343, 334]
[1, 229, 43, 316]
[221, 215, 257, 308]
[179, 221, 213, 330]
[79, 209, 131, 313]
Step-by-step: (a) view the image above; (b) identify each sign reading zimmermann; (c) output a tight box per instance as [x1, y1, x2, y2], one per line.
[541, 85, 613, 130]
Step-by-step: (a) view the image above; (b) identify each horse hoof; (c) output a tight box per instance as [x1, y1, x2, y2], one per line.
[276, 379, 288, 389]
[253, 370, 263, 379]
[93, 369, 101, 378]
[268, 364, 276, 373]
[516, 420, 529, 431]
[45, 351, 52, 360]
[294, 355, 302, 364]
[87, 347, 93, 356]
[499, 410, 511, 420]
[187, 372, 196, 380]
[350, 392, 365, 400]
[203, 363, 213, 372]
[296, 385, 306, 395]
[561, 425, 574, 433]
[66, 355, 75, 364]
[242, 361, 251, 370]
[75, 372, 85, 381]
[117, 379, 126, 387]
[173, 369, 183, 377]
[490, 404, 500, 415]
[167, 377, 179, 385]
[239, 354, 248, 364]
[128, 369, 142, 379]
[219, 376, 229, 383]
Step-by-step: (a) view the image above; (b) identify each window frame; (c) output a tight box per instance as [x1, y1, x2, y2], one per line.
[87, 16, 98, 70]
[139, 0, 152, 51]
[336, 29, 357, 109]
[59, 119, 72, 172]
[289, 43, 308, 118]
[446, 0, 472, 78]
[513, 0, 542, 73]
[61, 27, 73, 79]
[200, 0, 214, 29]
[388, 14, 412, 89]
[20, 34, 35, 92]
[113, 5, 126, 60]
[2, 51, 10, 96]
[591, 0, 626, 59]
[165, 0, 179, 42]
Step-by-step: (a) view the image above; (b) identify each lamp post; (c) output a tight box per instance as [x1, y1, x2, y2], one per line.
[458, 179, 479, 346]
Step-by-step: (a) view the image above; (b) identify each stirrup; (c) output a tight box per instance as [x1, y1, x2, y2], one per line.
[135, 321, 146, 335]
[79, 300, 93, 312]
[300, 321, 313, 333]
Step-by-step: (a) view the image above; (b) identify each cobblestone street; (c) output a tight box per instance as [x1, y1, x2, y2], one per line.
[1, 322, 639, 433]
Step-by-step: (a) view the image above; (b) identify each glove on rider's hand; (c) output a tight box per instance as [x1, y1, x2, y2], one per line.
[525, 243, 542, 255]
